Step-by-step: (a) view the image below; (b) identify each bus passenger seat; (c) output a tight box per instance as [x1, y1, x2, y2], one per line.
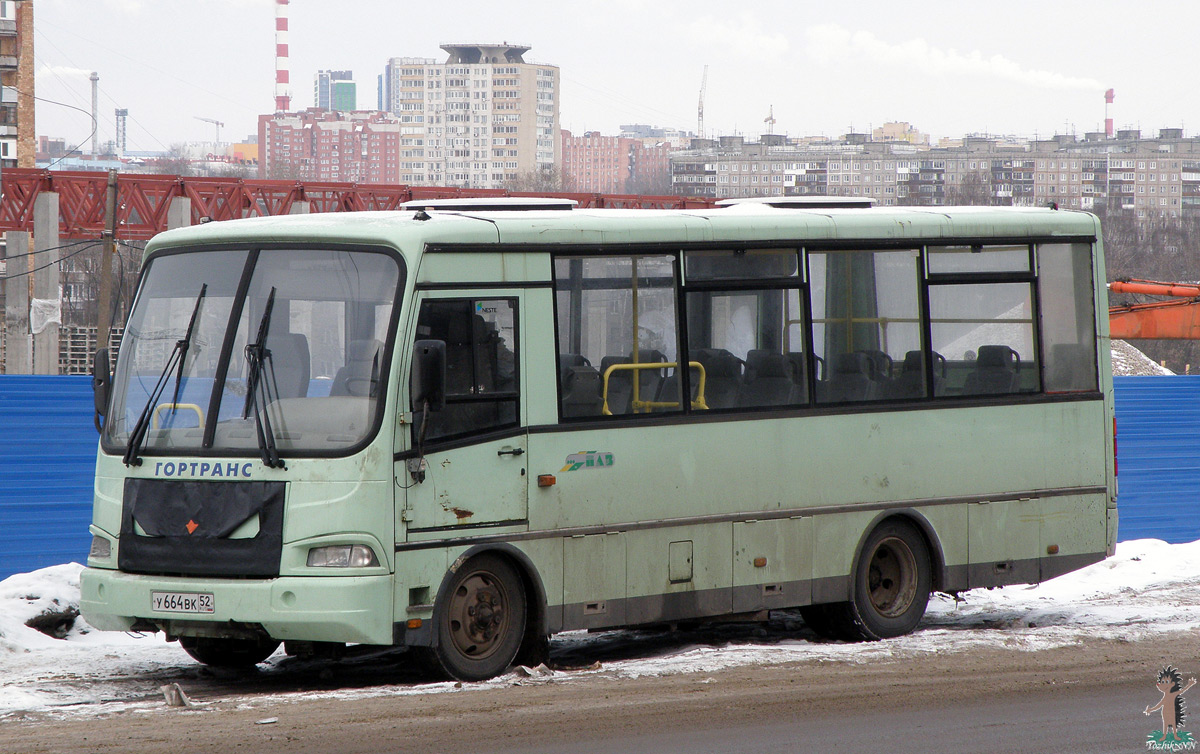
[739, 350, 796, 407]
[818, 352, 876, 403]
[600, 350, 668, 414]
[560, 354, 603, 417]
[788, 351, 822, 383]
[691, 348, 743, 409]
[331, 338, 383, 397]
[269, 333, 311, 399]
[963, 344, 1020, 395]
[887, 350, 927, 399]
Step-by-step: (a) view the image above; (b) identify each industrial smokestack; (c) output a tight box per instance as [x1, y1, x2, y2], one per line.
[1105, 88, 1114, 138]
[90, 71, 99, 157]
[274, 0, 291, 112]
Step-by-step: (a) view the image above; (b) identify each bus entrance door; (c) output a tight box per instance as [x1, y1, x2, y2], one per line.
[401, 292, 528, 535]
[401, 434, 529, 532]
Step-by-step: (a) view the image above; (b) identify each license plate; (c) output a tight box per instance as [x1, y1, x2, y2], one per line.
[151, 591, 215, 614]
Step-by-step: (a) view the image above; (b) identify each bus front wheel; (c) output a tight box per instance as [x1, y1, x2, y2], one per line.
[179, 636, 281, 668]
[428, 553, 527, 682]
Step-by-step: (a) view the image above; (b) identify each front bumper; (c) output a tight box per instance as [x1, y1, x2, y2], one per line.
[79, 567, 394, 645]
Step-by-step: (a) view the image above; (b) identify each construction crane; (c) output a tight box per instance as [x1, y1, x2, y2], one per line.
[697, 65, 708, 141]
[194, 116, 224, 143]
[1109, 279, 1200, 339]
[764, 105, 776, 135]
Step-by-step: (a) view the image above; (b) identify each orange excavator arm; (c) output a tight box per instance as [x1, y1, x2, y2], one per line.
[1109, 279, 1200, 339]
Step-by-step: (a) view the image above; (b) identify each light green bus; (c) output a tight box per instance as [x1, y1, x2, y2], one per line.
[80, 202, 1116, 681]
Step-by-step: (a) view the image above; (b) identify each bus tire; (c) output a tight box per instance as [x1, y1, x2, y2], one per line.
[845, 519, 932, 640]
[179, 636, 280, 668]
[430, 553, 527, 682]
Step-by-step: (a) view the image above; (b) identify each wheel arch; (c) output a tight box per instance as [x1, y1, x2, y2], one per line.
[430, 543, 549, 650]
[849, 509, 948, 593]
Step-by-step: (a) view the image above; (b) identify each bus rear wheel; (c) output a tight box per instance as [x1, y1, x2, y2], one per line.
[804, 520, 931, 642]
[428, 554, 527, 682]
[179, 636, 281, 668]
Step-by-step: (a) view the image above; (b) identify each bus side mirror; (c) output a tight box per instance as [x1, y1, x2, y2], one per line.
[92, 348, 111, 433]
[411, 339, 446, 412]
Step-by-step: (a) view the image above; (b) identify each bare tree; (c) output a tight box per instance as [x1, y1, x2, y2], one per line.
[945, 172, 994, 205]
[625, 171, 674, 196]
[1101, 207, 1200, 372]
[150, 144, 194, 177]
[504, 164, 570, 193]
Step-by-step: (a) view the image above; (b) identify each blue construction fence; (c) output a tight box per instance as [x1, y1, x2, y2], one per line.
[0, 374, 1196, 581]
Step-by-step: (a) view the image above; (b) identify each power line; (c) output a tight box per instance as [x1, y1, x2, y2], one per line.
[14, 86, 99, 168]
[2, 238, 94, 261]
[2, 241, 95, 281]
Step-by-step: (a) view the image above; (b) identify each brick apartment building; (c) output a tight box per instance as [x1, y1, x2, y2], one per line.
[561, 129, 673, 194]
[257, 109, 403, 182]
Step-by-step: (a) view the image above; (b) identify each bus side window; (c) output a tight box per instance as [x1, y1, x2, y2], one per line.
[553, 255, 680, 419]
[413, 298, 519, 442]
[1038, 243, 1098, 393]
[928, 282, 1039, 397]
[810, 249, 923, 404]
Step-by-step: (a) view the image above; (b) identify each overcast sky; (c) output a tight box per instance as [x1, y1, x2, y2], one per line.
[31, 0, 1199, 154]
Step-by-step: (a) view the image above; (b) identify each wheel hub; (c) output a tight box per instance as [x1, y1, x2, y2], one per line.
[448, 573, 509, 659]
[867, 536, 918, 618]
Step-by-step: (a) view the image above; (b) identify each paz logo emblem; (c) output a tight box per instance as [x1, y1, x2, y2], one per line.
[186, 520, 199, 535]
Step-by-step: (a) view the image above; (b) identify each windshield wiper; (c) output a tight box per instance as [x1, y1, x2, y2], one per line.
[242, 287, 285, 469]
[123, 284, 207, 467]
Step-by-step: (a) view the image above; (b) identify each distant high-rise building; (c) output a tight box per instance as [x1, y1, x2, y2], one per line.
[379, 43, 560, 189]
[314, 70, 354, 111]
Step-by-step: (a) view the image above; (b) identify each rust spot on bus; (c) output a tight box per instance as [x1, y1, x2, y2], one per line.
[450, 507, 473, 520]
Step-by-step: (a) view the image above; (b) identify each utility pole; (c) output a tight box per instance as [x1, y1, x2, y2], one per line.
[94, 169, 118, 346]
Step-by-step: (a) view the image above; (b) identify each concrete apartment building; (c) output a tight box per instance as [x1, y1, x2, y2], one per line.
[670, 126, 1200, 219]
[257, 109, 403, 182]
[378, 43, 559, 188]
[561, 128, 674, 194]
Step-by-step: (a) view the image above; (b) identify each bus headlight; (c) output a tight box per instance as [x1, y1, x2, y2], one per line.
[306, 545, 379, 568]
[89, 535, 112, 560]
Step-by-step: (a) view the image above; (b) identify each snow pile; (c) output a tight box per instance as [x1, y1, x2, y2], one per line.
[3, 539, 1200, 717]
[0, 564, 181, 714]
[1112, 339, 1174, 376]
[0, 563, 86, 653]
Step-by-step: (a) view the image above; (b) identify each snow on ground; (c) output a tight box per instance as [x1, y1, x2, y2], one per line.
[3, 539, 1199, 719]
[1112, 340, 1174, 376]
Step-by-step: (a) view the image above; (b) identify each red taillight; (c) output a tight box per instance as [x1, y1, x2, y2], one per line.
[1113, 416, 1118, 476]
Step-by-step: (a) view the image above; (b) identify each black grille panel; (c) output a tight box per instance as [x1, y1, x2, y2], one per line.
[118, 479, 285, 577]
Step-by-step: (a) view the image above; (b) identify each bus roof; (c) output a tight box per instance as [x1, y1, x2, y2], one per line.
[145, 205, 1101, 264]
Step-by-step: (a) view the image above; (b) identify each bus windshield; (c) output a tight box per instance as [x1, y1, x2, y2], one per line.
[104, 247, 402, 456]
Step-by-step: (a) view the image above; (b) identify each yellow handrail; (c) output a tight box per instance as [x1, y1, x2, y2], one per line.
[152, 403, 205, 430]
[601, 361, 708, 415]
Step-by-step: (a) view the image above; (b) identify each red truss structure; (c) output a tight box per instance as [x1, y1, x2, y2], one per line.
[0, 169, 715, 241]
